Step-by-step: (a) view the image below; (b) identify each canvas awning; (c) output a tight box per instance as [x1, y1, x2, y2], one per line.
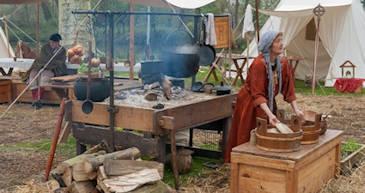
[258, 0, 352, 17]
[122, 0, 215, 9]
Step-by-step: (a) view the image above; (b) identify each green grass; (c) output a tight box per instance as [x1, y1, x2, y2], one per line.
[341, 138, 362, 158]
[1, 137, 77, 158]
[162, 156, 220, 187]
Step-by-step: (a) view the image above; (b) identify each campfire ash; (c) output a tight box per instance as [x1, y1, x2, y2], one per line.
[106, 81, 215, 109]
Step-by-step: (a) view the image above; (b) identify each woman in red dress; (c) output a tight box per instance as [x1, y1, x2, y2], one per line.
[224, 31, 304, 162]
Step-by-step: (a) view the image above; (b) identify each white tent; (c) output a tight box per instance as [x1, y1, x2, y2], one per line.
[243, 0, 365, 86]
[123, 0, 215, 9]
[0, 26, 14, 58]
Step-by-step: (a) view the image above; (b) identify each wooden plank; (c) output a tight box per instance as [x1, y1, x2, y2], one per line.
[231, 152, 296, 171]
[297, 148, 337, 193]
[214, 16, 230, 49]
[72, 101, 156, 132]
[238, 164, 286, 193]
[232, 129, 343, 161]
[51, 74, 80, 82]
[286, 169, 298, 193]
[11, 81, 61, 104]
[230, 163, 239, 193]
[156, 94, 234, 131]
[294, 135, 342, 169]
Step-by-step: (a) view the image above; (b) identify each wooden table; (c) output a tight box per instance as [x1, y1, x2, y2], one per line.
[287, 56, 304, 80]
[204, 53, 255, 86]
[67, 88, 235, 189]
[230, 129, 343, 193]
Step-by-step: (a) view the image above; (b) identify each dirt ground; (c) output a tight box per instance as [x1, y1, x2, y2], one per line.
[0, 93, 364, 192]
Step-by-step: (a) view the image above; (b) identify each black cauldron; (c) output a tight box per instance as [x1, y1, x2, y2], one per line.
[162, 44, 200, 78]
[74, 77, 110, 102]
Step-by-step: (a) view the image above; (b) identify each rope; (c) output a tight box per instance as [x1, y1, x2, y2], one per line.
[7, 25, 21, 41]
[0, 46, 63, 119]
[3, 18, 37, 43]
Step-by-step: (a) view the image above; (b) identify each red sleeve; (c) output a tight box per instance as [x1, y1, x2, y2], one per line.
[249, 58, 268, 107]
[281, 58, 296, 103]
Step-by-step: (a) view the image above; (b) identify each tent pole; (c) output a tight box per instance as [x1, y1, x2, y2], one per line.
[312, 5, 325, 95]
[129, 0, 135, 80]
[3, 16, 10, 57]
[255, 0, 260, 42]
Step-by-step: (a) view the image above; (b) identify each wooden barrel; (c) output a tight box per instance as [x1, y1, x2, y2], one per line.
[255, 117, 303, 152]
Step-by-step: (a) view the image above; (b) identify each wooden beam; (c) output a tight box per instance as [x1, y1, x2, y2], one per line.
[255, 0, 260, 42]
[129, 0, 135, 80]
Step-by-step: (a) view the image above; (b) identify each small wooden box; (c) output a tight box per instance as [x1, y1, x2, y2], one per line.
[231, 129, 343, 193]
[0, 79, 12, 103]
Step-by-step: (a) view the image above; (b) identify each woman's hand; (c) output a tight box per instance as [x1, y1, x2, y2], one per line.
[290, 100, 304, 120]
[260, 103, 280, 126]
[294, 109, 304, 120]
[269, 114, 280, 126]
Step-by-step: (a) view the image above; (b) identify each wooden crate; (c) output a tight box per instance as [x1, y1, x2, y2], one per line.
[11, 80, 61, 104]
[231, 129, 343, 193]
[0, 79, 12, 103]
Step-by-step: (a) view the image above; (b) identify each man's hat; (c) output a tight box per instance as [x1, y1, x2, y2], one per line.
[49, 33, 62, 42]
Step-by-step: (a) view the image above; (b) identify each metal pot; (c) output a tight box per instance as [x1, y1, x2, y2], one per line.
[74, 77, 110, 102]
[162, 44, 200, 78]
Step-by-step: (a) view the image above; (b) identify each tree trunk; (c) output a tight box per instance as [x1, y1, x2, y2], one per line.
[234, 0, 239, 28]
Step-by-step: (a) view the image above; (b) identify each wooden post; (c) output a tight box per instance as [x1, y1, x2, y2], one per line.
[129, 0, 135, 80]
[36, 0, 40, 54]
[255, 0, 260, 42]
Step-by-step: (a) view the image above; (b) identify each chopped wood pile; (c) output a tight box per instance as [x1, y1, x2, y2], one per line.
[49, 146, 174, 193]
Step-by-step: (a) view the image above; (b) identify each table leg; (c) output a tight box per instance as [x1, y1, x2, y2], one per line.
[222, 117, 232, 157]
[0, 68, 7, 76]
[0, 67, 13, 76]
[76, 140, 87, 155]
[203, 58, 221, 83]
[232, 59, 245, 86]
[170, 129, 179, 189]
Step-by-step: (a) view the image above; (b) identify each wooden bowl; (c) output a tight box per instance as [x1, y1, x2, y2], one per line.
[255, 117, 303, 152]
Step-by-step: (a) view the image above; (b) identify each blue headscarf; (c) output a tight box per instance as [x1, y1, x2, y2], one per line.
[258, 31, 282, 112]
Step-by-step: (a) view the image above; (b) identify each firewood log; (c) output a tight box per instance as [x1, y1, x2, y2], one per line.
[84, 147, 141, 171]
[103, 159, 164, 178]
[68, 181, 99, 193]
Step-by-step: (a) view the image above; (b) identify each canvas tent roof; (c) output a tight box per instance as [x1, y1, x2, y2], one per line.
[244, 0, 365, 86]
[121, 0, 215, 9]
